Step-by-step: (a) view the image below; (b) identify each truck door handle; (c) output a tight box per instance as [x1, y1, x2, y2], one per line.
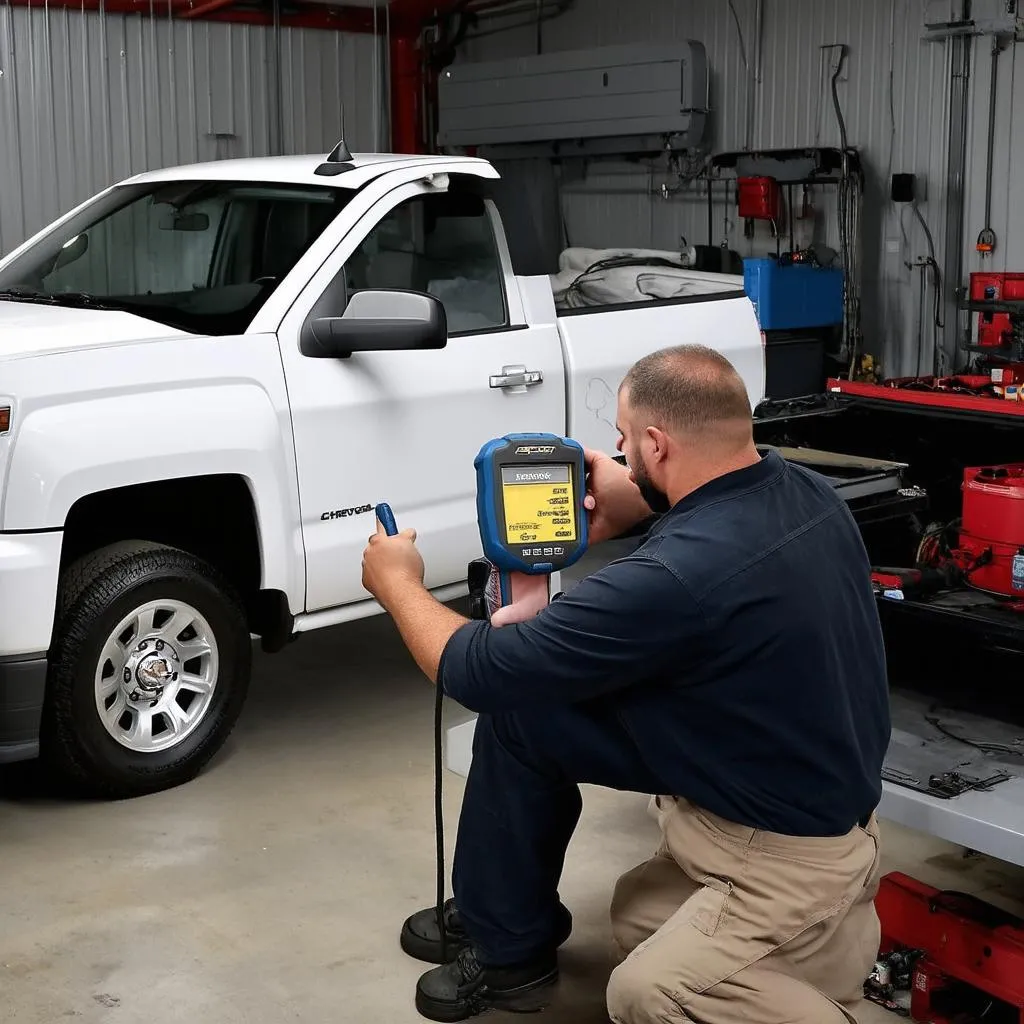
[490, 365, 543, 392]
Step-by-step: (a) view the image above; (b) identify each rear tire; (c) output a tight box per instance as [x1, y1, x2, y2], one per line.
[42, 541, 252, 798]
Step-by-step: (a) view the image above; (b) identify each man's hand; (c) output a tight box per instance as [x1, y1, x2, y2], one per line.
[361, 520, 468, 685]
[361, 519, 425, 611]
[583, 447, 653, 545]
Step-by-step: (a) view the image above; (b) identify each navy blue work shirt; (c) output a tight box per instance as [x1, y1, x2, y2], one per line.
[438, 450, 891, 838]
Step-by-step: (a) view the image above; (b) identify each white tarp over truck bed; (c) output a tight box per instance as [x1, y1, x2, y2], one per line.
[550, 246, 745, 310]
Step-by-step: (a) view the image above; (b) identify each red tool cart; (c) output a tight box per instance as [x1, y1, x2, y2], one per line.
[870, 872, 1024, 1022]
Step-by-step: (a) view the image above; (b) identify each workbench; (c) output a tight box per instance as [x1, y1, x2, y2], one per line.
[881, 684, 1024, 869]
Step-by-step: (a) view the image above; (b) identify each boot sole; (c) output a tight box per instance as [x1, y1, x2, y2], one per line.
[415, 971, 559, 1022]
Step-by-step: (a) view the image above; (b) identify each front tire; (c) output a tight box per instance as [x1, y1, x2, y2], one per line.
[42, 541, 252, 798]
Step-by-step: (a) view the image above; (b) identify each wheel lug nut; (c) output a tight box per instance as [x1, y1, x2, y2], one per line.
[123, 668, 131, 683]
[155, 640, 165, 651]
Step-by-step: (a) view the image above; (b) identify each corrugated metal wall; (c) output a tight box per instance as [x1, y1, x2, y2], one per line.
[462, 0, 1020, 379]
[965, 39, 1024, 276]
[0, 7, 385, 255]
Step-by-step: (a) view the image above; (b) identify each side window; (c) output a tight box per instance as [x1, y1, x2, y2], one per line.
[345, 192, 508, 335]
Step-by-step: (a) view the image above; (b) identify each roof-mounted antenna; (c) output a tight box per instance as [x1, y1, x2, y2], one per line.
[327, 138, 354, 163]
[315, 105, 355, 176]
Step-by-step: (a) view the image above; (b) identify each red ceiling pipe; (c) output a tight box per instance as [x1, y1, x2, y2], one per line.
[389, 32, 424, 154]
[387, 1, 468, 154]
[0, 0, 382, 31]
[180, 0, 237, 19]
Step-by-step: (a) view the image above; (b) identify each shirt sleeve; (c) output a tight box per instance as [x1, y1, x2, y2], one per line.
[437, 553, 701, 713]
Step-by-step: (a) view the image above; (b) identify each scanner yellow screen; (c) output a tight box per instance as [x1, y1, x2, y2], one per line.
[500, 465, 576, 546]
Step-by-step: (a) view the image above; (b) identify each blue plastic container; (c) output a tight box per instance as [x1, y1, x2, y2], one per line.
[743, 258, 845, 331]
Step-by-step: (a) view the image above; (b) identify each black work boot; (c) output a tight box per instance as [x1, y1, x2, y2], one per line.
[401, 899, 471, 965]
[415, 947, 558, 1022]
[401, 898, 573, 965]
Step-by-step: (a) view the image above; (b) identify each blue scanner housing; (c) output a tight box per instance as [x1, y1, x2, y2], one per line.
[474, 433, 588, 577]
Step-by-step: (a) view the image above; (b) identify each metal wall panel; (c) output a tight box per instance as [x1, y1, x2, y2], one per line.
[963, 39, 1024, 278]
[462, 0, 1000, 378]
[0, 7, 384, 255]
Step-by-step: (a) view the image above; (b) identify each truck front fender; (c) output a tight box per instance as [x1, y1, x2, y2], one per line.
[2, 383, 304, 610]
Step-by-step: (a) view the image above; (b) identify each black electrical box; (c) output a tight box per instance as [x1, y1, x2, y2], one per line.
[891, 173, 917, 204]
[763, 328, 833, 400]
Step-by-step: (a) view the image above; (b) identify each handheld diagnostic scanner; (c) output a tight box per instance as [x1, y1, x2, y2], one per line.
[474, 434, 588, 604]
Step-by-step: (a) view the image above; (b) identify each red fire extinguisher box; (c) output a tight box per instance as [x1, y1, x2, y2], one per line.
[738, 176, 780, 220]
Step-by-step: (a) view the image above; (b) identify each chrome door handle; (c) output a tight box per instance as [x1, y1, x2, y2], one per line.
[490, 365, 543, 391]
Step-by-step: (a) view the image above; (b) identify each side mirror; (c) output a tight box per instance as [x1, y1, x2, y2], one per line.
[301, 289, 448, 359]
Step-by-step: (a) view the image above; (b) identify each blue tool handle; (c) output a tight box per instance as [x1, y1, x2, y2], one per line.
[375, 503, 398, 537]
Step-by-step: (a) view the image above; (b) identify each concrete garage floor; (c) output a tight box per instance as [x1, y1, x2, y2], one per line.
[5, 550, 1024, 1022]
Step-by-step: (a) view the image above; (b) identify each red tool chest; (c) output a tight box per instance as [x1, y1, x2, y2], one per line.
[971, 272, 1024, 349]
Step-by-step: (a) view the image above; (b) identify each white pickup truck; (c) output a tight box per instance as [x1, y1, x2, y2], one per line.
[0, 148, 763, 797]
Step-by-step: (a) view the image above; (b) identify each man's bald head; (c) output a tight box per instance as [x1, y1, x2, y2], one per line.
[620, 344, 754, 450]
[615, 345, 759, 511]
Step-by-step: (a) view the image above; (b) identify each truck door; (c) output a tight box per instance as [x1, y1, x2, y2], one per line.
[276, 179, 566, 612]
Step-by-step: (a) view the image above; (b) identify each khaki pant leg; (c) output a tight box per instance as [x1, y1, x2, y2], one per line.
[758, 813, 884, 1017]
[610, 852, 701, 957]
[610, 796, 702, 956]
[606, 802, 882, 1024]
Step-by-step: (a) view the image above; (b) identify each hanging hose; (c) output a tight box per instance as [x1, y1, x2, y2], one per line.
[827, 44, 864, 378]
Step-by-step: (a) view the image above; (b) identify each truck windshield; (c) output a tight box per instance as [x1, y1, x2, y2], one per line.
[0, 180, 352, 335]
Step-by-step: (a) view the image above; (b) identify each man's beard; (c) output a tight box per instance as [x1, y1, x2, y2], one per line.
[631, 454, 673, 516]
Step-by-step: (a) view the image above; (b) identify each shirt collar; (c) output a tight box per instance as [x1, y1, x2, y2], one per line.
[653, 449, 787, 526]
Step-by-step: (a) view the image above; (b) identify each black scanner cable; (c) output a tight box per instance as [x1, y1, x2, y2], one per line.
[376, 499, 452, 965]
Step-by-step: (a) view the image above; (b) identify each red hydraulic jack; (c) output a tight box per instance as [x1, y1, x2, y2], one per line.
[876, 872, 1024, 1022]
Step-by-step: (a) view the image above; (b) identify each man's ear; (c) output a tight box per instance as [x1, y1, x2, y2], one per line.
[645, 425, 670, 463]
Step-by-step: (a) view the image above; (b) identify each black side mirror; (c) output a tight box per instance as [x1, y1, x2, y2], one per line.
[301, 289, 448, 359]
